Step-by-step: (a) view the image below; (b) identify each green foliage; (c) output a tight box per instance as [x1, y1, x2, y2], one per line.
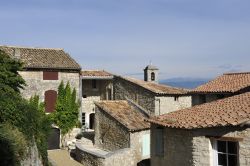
[50, 81, 80, 146]
[0, 124, 28, 166]
[0, 50, 51, 165]
[29, 95, 52, 165]
[0, 49, 25, 93]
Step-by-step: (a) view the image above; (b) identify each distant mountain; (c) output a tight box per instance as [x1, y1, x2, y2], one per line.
[160, 77, 210, 89]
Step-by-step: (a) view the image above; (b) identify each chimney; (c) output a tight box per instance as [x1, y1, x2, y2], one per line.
[14, 48, 21, 59]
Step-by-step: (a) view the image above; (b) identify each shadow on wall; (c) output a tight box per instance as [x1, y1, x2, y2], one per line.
[137, 159, 150, 166]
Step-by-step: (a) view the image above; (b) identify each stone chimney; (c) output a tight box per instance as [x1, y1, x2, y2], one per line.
[14, 48, 21, 59]
[144, 64, 159, 83]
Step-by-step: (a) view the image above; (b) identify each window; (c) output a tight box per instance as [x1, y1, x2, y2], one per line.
[92, 80, 97, 89]
[43, 71, 58, 80]
[214, 140, 238, 166]
[82, 113, 86, 126]
[151, 72, 155, 81]
[155, 128, 164, 156]
[45, 90, 57, 113]
[174, 96, 179, 101]
[200, 95, 206, 104]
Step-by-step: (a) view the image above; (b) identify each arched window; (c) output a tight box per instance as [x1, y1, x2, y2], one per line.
[151, 72, 155, 81]
[45, 90, 57, 113]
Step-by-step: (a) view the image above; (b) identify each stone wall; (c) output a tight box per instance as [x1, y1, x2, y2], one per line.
[151, 124, 250, 166]
[21, 142, 43, 166]
[151, 124, 193, 166]
[82, 96, 100, 128]
[94, 106, 130, 151]
[155, 96, 191, 115]
[130, 130, 151, 163]
[75, 145, 136, 166]
[81, 79, 113, 127]
[19, 70, 80, 101]
[114, 77, 156, 115]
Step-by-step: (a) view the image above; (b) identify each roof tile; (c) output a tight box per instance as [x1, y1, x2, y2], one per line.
[95, 100, 150, 131]
[0, 45, 81, 70]
[192, 72, 250, 93]
[147, 92, 250, 129]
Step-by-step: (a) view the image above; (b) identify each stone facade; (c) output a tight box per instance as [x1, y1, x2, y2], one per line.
[151, 124, 250, 166]
[155, 96, 191, 115]
[19, 70, 80, 100]
[114, 76, 191, 115]
[114, 76, 158, 115]
[94, 106, 130, 151]
[81, 79, 113, 128]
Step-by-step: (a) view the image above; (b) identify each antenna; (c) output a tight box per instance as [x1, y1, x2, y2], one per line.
[149, 60, 152, 65]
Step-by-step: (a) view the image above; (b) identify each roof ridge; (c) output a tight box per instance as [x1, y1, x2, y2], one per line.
[224, 72, 250, 75]
[0, 45, 63, 50]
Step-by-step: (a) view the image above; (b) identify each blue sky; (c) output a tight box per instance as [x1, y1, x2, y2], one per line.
[1, 0, 250, 79]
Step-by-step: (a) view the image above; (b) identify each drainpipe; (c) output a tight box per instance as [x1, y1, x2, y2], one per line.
[155, 98, 161, 115]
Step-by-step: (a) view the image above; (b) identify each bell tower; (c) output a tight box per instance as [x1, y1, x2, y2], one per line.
[144, 64, 159, 83]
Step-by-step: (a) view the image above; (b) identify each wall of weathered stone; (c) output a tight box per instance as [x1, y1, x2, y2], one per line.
[151, 124, 193, 166]
[130, 130, 151, 163]
[81, 79, 113, 127]
[19, 71, 80, 101]
[21, 142, 43, 166]
[94, 106, 130, 151]
[155, 96, 191, 115]
[151, 124, 250, 166]
[113, 77, 156, 115]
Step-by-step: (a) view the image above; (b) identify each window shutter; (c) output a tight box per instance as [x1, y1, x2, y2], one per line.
[45, 90, 57, 113]
[43, 71, 58, 80]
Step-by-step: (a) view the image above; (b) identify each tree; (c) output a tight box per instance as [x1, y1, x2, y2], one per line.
[0, 50, 51, 166]
[0, 50, 25, 93]
[51, 81, 80, 147]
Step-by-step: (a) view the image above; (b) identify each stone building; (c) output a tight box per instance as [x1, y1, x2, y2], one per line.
[144, 65, 159, 83]
[80, 70, 113, 129]
[148, 92, 250, 166]
[0, 45, 81, 150]
[190, 72, 250, 106]
[114, 75, 191, 116]
[75, 100, 150, 166]
[0, 45, 81, 110]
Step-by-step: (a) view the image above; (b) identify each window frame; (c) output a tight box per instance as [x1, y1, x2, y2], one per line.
[213, 139, 239, 166]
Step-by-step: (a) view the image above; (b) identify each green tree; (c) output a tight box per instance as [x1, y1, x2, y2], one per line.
[51, 81, 80, 147]
[0, 50, 51, 166]
[0, 50, 25, 93]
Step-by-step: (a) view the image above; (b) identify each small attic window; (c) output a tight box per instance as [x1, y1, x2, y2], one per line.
[151, 72, 155, 81]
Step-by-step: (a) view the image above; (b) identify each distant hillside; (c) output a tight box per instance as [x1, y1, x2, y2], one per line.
[160, 77, 210, 89]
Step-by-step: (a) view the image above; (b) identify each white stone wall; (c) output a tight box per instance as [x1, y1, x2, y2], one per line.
[130, 130, 151, 162]
[155, 96, 191, 115]
[19, 71, 80, 101]
[82, 96, 100, 128]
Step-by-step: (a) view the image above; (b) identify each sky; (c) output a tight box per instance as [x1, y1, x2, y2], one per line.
[0, 0, 250, 79]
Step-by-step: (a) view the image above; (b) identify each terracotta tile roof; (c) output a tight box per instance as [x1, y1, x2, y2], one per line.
[147, 92, 250, 129]
[0, 45, 81, 70]
[95, 100, 150, 132]
[118, 76, 189, 95]
[192, 72, 250, 93]
[81, 70, 113, 79]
